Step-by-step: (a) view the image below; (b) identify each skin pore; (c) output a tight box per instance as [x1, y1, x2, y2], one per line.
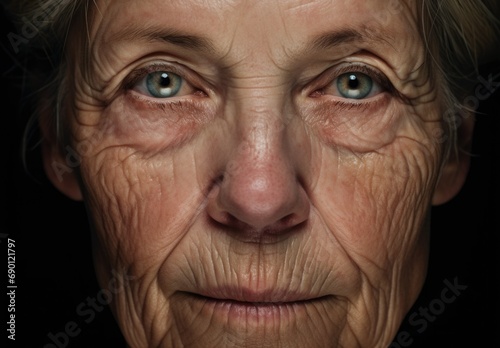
[43, 0, 472, 347]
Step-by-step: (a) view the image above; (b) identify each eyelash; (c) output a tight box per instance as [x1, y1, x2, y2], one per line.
[122, 62, 397, 113]
[310, 64, 395, 101]
[123, 63, 206, 110]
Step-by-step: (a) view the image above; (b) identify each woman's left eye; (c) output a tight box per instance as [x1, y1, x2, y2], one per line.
[322, 71, 384, 100]
[337, 72, 375, 99]
[133, 70, 193, 98]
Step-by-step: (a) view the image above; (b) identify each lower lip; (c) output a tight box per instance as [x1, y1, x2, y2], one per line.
[184, 293, 331, 323]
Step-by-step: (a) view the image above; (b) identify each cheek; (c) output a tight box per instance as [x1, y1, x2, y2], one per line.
[78, 144, 205, 271]
[70, 90, 217, 268]
[313, 138, 439, 271]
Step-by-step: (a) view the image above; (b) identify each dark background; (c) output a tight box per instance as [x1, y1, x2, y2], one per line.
[1, 5, 498, 348]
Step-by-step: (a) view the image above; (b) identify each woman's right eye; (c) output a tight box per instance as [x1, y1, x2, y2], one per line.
[132, 70, 195, 98]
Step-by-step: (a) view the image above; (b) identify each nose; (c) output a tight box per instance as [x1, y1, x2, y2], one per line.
[206, 110, 310, 242]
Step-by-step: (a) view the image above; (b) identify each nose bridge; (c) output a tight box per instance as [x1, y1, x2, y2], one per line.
[227, 84, 288, 175]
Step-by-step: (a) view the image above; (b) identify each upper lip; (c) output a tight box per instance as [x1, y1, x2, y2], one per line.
[189, 286, 329, 303]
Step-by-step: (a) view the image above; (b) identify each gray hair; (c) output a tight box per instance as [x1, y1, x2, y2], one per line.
[420, 0, 500, 156]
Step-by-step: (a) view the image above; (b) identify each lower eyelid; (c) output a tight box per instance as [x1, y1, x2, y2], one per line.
[125, 89, 196, 113]
[126, 87, 210, 111]
[303, 93, 391, 129]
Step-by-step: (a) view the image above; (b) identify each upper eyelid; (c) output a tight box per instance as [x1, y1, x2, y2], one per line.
[298, 63, 371, 96]
[323, 64, 394, 92]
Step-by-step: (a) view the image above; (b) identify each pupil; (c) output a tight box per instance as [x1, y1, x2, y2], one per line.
[159, 73, 170, 87]
[348, 75, 358, 89]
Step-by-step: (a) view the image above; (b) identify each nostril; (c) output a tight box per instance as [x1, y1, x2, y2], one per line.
[212, 211, 250, 230]
[210, 211, 302, 234]
[280, 212, 309, 229]
[207, 211, 306, 244]
[206, 179, 310, 244]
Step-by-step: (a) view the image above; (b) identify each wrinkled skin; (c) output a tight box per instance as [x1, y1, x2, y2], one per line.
[43, 0, 472, 347]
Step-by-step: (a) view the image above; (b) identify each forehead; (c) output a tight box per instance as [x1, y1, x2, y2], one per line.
[90, 0, 421, 68]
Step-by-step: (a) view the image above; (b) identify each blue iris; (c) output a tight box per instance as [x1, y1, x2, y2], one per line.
[336, 72, 373, 99]
[146, 71, 182, 98]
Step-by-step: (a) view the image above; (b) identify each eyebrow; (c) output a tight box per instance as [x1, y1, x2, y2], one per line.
[310, 28, 392, 51]
[107, 25, 216, 53]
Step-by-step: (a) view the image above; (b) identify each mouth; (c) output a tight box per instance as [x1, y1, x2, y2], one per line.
[190, 292, 330, 305]
[179, 288, 333, 322]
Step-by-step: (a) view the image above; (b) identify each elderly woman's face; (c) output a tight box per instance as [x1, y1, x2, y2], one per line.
[48, 0, 469, 346]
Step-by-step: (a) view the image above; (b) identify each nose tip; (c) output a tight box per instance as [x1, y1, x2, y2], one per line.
[207, 155, 310, 240]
